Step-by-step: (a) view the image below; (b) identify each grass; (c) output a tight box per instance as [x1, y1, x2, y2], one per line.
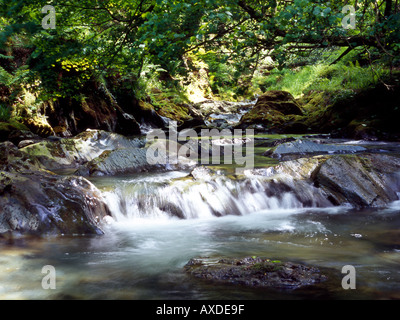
[253, 61, 390, 99]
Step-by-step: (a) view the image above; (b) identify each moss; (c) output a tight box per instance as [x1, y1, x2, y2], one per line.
[0, 120, 30, 142]
[0, 120, 29, 132]
[53, 125, 67, 135]
[250, 261, 284, 273]
[22, 115, 54, 137]
[138, 100, 155, 112]
[155, 102, 192, 123]
[61, 139, 78, 152]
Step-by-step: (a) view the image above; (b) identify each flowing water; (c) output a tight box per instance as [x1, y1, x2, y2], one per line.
[1, 168, 400, 300]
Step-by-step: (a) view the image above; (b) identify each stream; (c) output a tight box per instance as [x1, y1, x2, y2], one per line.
[1, 165, 400, 300]
[1, 100, 400, 300]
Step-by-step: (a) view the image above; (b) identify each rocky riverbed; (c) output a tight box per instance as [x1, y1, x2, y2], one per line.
[1, 92, 400, 294]
[1, 128, 400, 236]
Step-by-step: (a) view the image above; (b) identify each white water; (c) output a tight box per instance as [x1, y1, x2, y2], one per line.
[2, 171, 400, 299]
[98, 171, 313, 222]
[2, 166, 400, 300]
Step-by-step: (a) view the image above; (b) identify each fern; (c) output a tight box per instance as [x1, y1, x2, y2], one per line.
[0, 66, 12, 86]
[0, 65, 30, 87]
[0, 53, 13, 60]
[0, 105, 11, 122]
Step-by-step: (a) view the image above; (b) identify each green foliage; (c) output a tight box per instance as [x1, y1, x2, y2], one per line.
[0, 66, 30, 88]
[0, 105, 11, 122]
[253, 62, 390, 99]
[0, 0, 399, 109]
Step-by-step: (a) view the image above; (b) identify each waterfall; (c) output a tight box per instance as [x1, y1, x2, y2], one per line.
[98, 170, 333, 222]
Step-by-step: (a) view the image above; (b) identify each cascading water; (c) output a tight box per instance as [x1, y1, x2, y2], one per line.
[3, 168, 400, 299]
[97, 169, 333, 223]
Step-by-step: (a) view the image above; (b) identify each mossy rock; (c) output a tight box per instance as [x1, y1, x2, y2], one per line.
[155, 102, 192, 124]
[0, 120, 31, 142]
[0, 141, 111, 235]
[138, 101, 155, 112]
[20, 129, 145, 171]
[184, 256, 328, 289]
[236, 91, 303, 131]
[255, 91, 303, 115]
[22, 116, 54, 137]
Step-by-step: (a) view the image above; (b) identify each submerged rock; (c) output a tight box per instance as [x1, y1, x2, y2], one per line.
[184, 256, 327, 289]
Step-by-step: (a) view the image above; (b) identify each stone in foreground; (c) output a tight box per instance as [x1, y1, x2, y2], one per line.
[184, 256, 327, 289]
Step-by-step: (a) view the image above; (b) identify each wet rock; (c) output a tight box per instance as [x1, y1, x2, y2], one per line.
[75, 148, 163, 176]
[190, 166, 215, 181]
[0, 172, 111, 235]
[18, 140, 37, 148]
[0, 143, 111, 235]
[314, 154, 400, 208]
[184, 256, 327, 289]
[269, 139, 366, 159]
[243, 157, 336, 208]
[245, 156, 326, 180]
[20, 129, 145, 170]
[193, 100, 255, 117]
[245, 153, 400, 208]
[76, 140, 197, 177]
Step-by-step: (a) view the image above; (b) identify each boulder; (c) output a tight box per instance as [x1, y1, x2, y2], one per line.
[75, 148, 163, 176]
[136, 101, 169, 129]
[20, 129, 145, 171]
[255, 91, 303, 115]
[184, 256, 328, 289]
[247, 153, 400, 208]
[0, 172, 111, 235]
[314, 154, 400, 207]
[266, 139, 367, 159]
[193, 100, 255, 117]
[236, 91, 303, 131]
[153, 101, 206, 130]
[75, 140, 197, 177]
[0, 142, 111, 235]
